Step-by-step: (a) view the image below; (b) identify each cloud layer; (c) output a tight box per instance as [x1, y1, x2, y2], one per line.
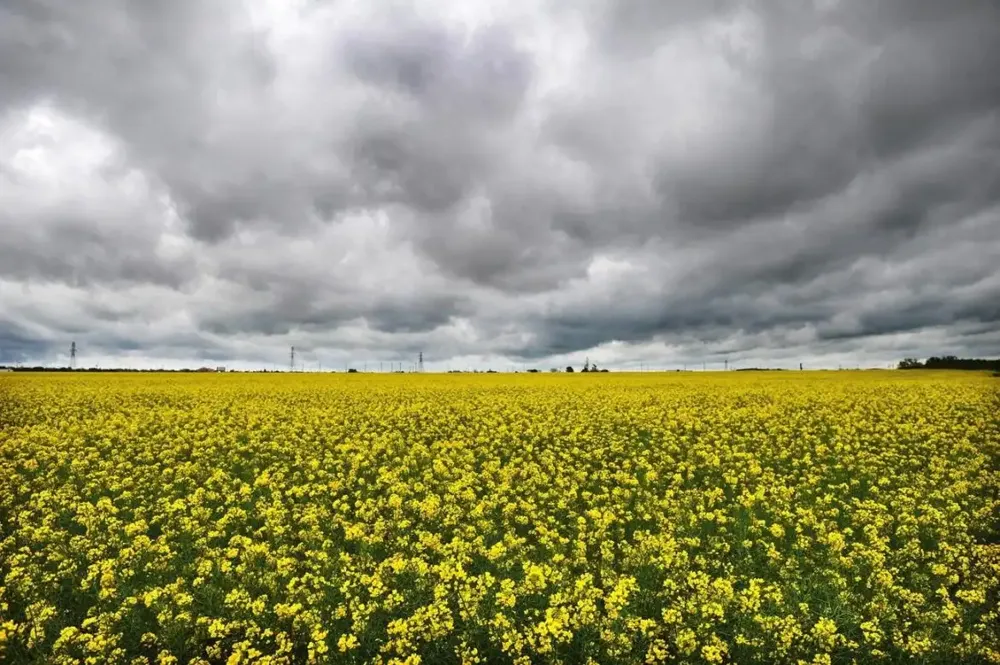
[2, 0, 999, 370]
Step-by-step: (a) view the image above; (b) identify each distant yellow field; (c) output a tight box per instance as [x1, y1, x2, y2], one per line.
[1, 372, 998, 664]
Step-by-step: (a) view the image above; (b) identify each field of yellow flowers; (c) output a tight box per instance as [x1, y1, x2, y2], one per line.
[1, 371, 998, 664]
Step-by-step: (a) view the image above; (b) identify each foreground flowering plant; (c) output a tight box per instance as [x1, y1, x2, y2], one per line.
[1, 371, 998, 664]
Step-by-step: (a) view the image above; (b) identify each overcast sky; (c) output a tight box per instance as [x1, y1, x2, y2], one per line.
[1, 0, 998, 371]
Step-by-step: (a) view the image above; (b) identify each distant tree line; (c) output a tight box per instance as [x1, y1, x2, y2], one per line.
[565, 362, 609, 373]
[898, 356, 1000, 371]
[0, 366, 154, 373]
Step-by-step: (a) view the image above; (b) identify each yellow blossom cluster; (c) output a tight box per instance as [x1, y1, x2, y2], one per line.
[0, 370, 998, 664]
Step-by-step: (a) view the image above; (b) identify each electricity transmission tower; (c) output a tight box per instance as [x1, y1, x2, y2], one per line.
[290, 346, 295, 372]
[70, 341, 77, 370]
[418, 352, 424, 373]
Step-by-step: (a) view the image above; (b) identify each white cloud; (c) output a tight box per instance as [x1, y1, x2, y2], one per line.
[1, 0, 998, 369]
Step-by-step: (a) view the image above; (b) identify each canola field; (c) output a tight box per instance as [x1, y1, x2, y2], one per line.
[0, 371, 998, 665]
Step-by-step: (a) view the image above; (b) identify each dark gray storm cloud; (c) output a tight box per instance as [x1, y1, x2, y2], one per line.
[1, 0, 998, 369]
